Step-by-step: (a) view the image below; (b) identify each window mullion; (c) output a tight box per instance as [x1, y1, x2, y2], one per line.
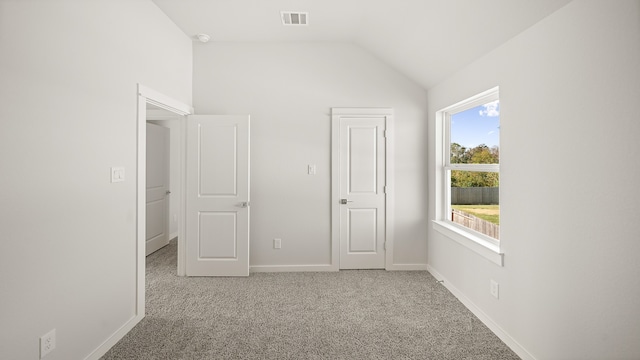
[447, 164, 499, 172]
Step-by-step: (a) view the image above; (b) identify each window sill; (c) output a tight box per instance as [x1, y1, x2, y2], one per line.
[432, 220, 504, 266]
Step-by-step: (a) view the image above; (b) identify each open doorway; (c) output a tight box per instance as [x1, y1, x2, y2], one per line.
[135, 84, 192, 319]
[146, 104, 182, 255]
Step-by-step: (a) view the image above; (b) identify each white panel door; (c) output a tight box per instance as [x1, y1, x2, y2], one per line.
[186, 115, 250, 276]
[339, 117, 386, 269]
[146, 123, 170, 256]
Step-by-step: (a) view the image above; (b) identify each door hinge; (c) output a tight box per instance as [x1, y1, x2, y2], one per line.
[383, 185, 387, 194]
[383, 130, 387, 138]
[384, 242, 387, 250]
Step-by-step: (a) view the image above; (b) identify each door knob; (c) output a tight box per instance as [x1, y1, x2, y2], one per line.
[340, 199, 353, 205]
[165, 190, 171, 195]
[240, 201, 250, 208]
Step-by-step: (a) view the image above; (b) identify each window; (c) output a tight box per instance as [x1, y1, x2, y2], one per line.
[434, 87, 503, 265]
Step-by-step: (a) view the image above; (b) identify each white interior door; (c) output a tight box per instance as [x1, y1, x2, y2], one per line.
[146, 123, 170, 256]
[339, 117, 386, 269]
[186, 115, 250, 276]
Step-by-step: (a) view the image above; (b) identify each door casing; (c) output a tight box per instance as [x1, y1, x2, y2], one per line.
[331, 108, 395, 271]
[137, 84, 193, 305]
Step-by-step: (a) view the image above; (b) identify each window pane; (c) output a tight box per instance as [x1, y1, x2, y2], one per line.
[450, 170, 499, 240]
[450, 100, 500, 164]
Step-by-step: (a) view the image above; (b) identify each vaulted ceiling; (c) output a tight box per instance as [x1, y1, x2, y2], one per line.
[152, 0, 572, 89]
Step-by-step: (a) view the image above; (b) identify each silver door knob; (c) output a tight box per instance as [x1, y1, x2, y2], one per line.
[340, 199, 353, 204]
[166, 190, 171, 195]
[240, 201, 250, 208]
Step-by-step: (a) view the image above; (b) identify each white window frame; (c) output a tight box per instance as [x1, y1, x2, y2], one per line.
[433, 87, 504, 266]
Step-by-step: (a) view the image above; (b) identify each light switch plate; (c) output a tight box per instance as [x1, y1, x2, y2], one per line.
[308, 164, 316, 175]
[111, 167, 125, 183]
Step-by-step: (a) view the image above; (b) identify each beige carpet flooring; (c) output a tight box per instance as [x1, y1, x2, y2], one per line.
[101, 240, 520, 359]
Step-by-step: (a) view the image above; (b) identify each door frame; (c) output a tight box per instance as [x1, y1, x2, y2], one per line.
[331, 108, 395, 271]
[136, 84, 192, 317]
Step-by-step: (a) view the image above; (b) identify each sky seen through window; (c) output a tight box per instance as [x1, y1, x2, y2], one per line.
[450, 100, 500, 148]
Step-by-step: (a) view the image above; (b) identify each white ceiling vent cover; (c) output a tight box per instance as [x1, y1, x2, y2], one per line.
[281, 11, 308, 26]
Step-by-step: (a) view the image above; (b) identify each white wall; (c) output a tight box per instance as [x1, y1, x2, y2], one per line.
[427, 1, 640, 359]
[0, 1, 192, 359]
[193, 42, 428, 269]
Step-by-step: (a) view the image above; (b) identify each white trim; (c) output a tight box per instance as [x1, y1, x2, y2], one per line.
[330, 107, 394, 116]
[439, 86, 499, 117]
[250, 264, 336, 273]
[146, 109, 183, 121]
[135, 91, 147, 318]
[136, 85, 191, 337]
[145, 236, 170, 256]
[178, 114, 188, 276]
[435, 87, 502, 263]
[84, 315, 141, 360]
[137, 85, 192, 294]
[138, 84, 193, 115]
[331, 108, 395, 271]
[384, 114, 395, 271]
[137, 85, 191, 279]
[427, 265, 536, 360]
[433, 220, 503, 266]
[446, 163, 499, 172]
[330, 113, 341, 271]
[386, 264, 428, 271]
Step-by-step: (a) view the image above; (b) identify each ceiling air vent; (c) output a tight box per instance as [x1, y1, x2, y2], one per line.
[281, 11, 308, 26]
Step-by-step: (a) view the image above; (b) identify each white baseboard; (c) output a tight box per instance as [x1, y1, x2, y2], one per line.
[169, 232, 178, 241]
[251, 264, 428, 272]
[250, 264, 337, 273]
[387, 263, 428, 271]
[145, 237, 169, 256]
[427, 265, 536, 360]
[84, 313, 143, 360]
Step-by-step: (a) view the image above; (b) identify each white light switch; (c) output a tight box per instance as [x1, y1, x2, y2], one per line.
[308, 164, 316, 175]
[111, 167, 125, 183]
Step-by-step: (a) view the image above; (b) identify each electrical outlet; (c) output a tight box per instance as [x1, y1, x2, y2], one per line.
[110, 167, 125, 183]
[490, 280, 499, 299]
[40, 329, 56, 358]
[274, 238, 282, 249]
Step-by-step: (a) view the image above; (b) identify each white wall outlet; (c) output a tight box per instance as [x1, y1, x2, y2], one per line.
[490, 279, 500, 299]
[40, 328, 56, 358]
[274, 238, 282, 249]
[110, 167, 125, 183]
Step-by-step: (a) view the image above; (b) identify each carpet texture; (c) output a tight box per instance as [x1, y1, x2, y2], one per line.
[101, 241, 520, 359]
